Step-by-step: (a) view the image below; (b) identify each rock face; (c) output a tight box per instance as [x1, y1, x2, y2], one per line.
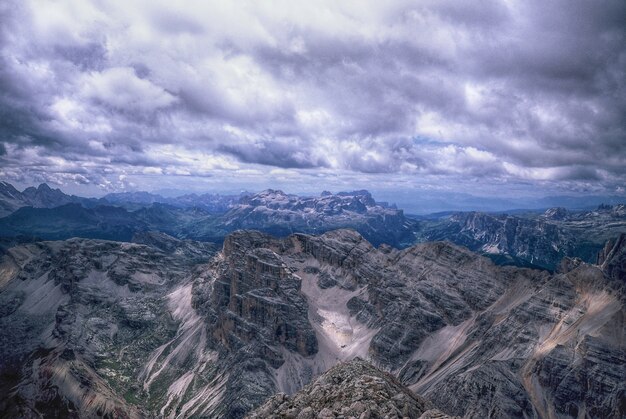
[543, 207, 569, 220]
[598, 233, 626, 284]
[0, 181, 29, 217]
[239, 230, 623, 418]
[416, 205, 626, 270]
[247, 358, 453, 419]
[190, 230, 319, 417]
[1, 229, 624, 418]
[416, 211, 573, 270]
[206, 229, 624, 418]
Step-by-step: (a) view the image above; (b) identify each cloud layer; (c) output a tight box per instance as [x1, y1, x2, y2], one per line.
[0, 0, 624, 196]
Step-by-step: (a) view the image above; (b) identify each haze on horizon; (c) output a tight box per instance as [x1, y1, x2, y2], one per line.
[0, 0, 625, 203]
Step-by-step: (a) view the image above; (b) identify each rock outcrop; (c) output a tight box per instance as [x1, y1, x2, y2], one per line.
[598, 233, 626, 284]
[189, 230, 319, 417]
[247, 358, 453, 419]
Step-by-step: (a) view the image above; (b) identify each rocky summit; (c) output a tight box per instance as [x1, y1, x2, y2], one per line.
[0, 228, 624, 418]
[247, 357, 453, 419]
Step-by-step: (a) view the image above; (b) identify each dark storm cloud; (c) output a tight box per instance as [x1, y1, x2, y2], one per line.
[454, 0, 626, 164]
[553, 166, 603, 182]
[218, 138, 329, 169]
[0, 0, 624, 194]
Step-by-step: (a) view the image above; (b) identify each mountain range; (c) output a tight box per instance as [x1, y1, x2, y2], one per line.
[0, 181, 625, 417]
[0, 182, 243, 217]
[414, 205, 626, 270]
[0, 184, 417, 248]
[0, 229, 623, 417]
[2, 182, 625, 272]
[0, 182, 91, 217]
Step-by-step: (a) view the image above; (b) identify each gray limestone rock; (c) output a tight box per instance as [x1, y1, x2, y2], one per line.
[0, 228, 624, 418]
[246, 358, 452, 419]
[416, 205, 626, 271]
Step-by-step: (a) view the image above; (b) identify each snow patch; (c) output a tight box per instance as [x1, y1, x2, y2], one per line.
[482, 244, 501, 254]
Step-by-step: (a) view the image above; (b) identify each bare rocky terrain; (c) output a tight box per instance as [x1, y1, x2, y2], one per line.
[2, 181, 624, 273]
[0, 229, 624, 418]
[247, 357, 453, 419]
[415, 205, 626, 270]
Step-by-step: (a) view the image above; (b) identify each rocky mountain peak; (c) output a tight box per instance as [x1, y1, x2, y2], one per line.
[0, 182, 30, 217]
[247, 357, 453, 419]
[597, 203, 613, 211]
[219, 190, 415, 247]
[21, 183, 78, 208]
[239, 189, 294, 209]
[543, 206, 569, 220]
[211, 231, 316, 359]
[0, 181, 19, 193]
[0, 182, 26, 216]
[612, 204, 626, 217]
[595, 203, 626, 217]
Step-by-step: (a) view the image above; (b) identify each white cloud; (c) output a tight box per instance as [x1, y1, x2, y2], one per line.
[81, 67, 177, 112]
[0, 0, 623, 196]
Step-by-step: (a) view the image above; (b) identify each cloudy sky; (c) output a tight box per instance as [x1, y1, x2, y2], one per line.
[0, 0, 625, 200]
